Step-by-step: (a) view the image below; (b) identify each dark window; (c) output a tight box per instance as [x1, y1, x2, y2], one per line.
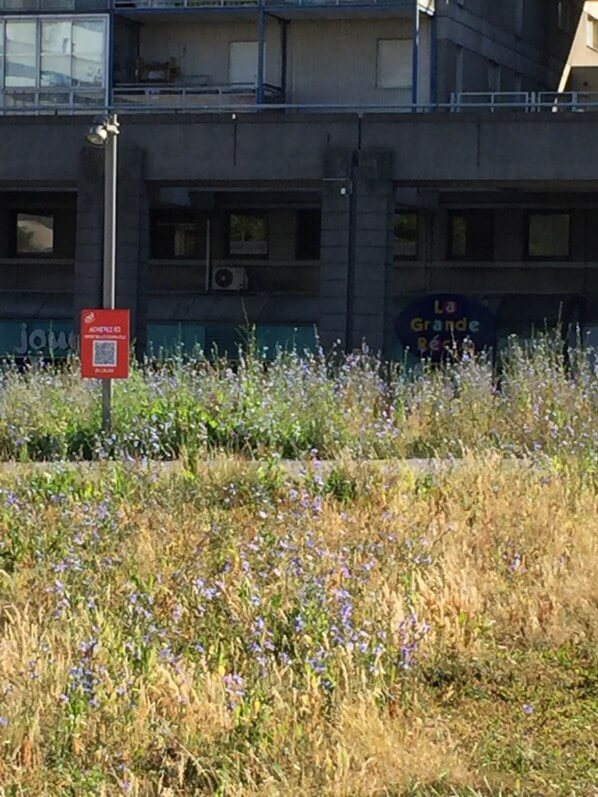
[295, 209, 321, 260]
[227, 212, 268, 257]
[394, 212, 418, 258]
[449, 210, 494, 260]
[150, 211, 199, 258]
[16, 212, 54, 255]
[527, 212, 570, 259]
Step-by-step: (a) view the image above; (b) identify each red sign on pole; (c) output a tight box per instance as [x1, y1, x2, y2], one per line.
[80, 309, 130, 379]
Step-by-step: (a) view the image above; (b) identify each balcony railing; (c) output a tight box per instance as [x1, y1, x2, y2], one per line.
[449, 91, 598, 112]
[114, 0, 257, 7]
[0, 88, 107, 113]
[0, 0, 109, 9]
[113, 0, 417, 9]
[3, 90, 598, 116]
[112, 82, 282, 109]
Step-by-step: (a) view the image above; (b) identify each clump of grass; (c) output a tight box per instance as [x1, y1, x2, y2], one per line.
[0, 330, 595, 465]
[0, 457, 596, 794]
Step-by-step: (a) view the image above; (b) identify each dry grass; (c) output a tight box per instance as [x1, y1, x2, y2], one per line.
[0, 457, 596, 795]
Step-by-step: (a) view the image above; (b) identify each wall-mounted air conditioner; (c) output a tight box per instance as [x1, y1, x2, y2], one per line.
[212, 266, 248, 291]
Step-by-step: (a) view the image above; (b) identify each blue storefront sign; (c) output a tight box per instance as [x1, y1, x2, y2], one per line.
[396, 295, 496, 360]
[0, 320, 77, 358]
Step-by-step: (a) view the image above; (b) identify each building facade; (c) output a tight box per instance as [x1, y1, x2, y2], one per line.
[0, 0, 596, 359]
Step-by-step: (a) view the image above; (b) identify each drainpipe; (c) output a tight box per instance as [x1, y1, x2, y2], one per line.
[411, 0, 420, 109]
[430, 11, 437, 105]
[257, 0, 266, 105]
[345, 152, 358, 352]
[280, 18, 288, 102]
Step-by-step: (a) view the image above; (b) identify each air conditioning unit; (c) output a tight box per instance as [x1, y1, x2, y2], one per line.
[212, 266, 248, 291]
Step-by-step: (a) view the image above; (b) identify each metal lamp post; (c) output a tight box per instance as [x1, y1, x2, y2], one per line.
[85, 113, 120, 433]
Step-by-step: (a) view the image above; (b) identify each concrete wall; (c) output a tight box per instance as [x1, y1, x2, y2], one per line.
[436, 0, 585, 100]
[287, 19, 412, 105]
[5, 113, 598, 187]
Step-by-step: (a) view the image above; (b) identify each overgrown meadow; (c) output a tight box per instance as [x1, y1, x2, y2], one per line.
[0, 333, 596, 795]
[0, 333, 595, 467]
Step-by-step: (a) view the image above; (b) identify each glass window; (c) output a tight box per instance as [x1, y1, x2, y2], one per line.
[72, 19, 104, 86]
[394, 212, 418, 258]
[5, 21, 37, 88]
[527, 213, 570, 259]
[377, 39, 412, 89]
[1, 16, 107, 99]
[16, 213, 54, 255]
[449, 210, 494, 260]
[41, 20, 72, 87]
[228, 213, 268, 256]
[295, 209, 321, 260]
[151, 215, 198, 259]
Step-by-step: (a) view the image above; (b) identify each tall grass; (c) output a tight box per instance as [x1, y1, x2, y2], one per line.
[0, 458, 596, 794]
[0, 331, 595, 465]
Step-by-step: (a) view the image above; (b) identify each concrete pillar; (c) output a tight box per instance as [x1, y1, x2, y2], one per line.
[351, 149, 395, 354]
[0, 205, 10, 258]
[115, 146, 147, 355]
[74, 148, 104, 324]
[319, 147, 395, 355]
[318, 147, 353, 351]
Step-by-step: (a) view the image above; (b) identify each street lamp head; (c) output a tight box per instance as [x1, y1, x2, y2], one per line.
[85, 123, 109, 147]
[84, 114, 119, 147]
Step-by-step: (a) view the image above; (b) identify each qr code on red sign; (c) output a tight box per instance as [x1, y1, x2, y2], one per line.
[93, 340, 117, 367]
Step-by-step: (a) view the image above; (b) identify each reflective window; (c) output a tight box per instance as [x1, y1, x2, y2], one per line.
[72, 19, 104, 86]
[394, 212, 418, 258]
[228, 213, 268, 257]
[527, 213, 570, 259]
[295, 209, 321, 261]
[16, 213, 54, 255]
[41, 20, 72, 87]
[449, 210, 495, 260]
[1, 16, 107, 103]
[5, 21, 36, 88]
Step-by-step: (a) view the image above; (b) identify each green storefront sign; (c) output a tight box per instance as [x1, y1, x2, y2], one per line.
[0, 321, 317, 360]
[0, 321, 77, 358]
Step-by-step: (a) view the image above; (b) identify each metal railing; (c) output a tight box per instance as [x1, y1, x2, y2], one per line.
[4, 90, 598, 116]
[112, 0, 415, 9]
[0, 0, 109, 9]
[112, 82, 282, 109]
[449, 91, 598, 112]
[113, 0, 257, 7]
[0, 87, 107, 114]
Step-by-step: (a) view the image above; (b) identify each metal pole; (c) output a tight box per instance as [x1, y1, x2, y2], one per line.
[102, 114, 118, 433]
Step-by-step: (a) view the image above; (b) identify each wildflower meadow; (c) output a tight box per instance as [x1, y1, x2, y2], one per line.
[0, 332, 596, 795]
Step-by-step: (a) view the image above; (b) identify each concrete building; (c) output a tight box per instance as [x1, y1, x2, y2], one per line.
[0, 0, 597, 359]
